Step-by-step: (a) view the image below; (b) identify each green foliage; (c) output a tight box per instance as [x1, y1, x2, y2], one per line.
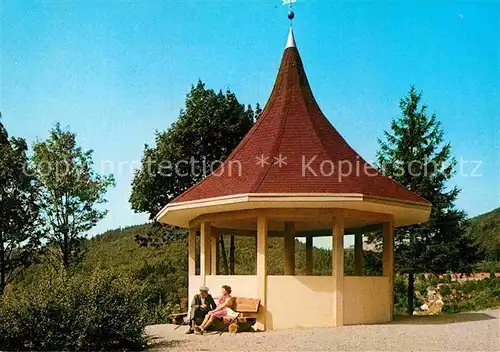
[428, 274, 439, 286]
[395, 275, 500, 316]
[394, 275, 422, 315]
[476, 261, 500, 273]
[0, 115, 43, 293]
[439, 284, 451, 296]
[79, 224, 187, 324]
[414, 279, 428, 296]
[31, 123, 115, 267]
[466, 208, 500, 266]
[376, 87, 481, 314]
[441, 277, 500, 314]
[130, 81, 260, 245]
[0, 268, 146, 351]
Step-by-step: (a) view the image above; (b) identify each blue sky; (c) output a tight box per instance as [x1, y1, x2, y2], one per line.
[2, 1, 499, 242]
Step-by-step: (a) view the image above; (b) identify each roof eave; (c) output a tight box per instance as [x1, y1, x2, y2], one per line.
[156, 193, 431, 229]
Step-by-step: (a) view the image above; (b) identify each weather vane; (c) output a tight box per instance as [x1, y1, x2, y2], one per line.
[283, 0, 296, 24]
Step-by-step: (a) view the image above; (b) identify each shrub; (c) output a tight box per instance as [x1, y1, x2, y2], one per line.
[439, 284, 451, 296]
[394, 275, 408, 315]
[429, 274, 439, 286]
[442, 277, 500, 314]
[414, 281, 428, 296]
[0, 268, 147, 351]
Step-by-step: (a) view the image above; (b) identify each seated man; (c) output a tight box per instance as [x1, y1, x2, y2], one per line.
[186, 286, 216, 334]
[194, 285, 232, 335]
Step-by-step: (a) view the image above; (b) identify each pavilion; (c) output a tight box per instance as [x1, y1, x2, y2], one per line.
[156, 28, 431, 330]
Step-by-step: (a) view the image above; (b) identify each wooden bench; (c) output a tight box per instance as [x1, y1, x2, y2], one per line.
[221, 297, 261, 333]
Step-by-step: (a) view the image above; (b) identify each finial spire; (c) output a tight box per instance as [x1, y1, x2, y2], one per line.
[283, 0, 296, 25]
[286, 27, 296, 48]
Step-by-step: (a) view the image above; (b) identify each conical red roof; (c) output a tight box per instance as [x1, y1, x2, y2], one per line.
[172, 30, 429, 206]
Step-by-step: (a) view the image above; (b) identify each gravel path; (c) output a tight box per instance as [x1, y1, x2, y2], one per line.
[146, 309, 500, 351]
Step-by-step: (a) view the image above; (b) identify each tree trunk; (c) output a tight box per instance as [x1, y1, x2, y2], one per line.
[63, 232, 70, 268]
[407, 272, 414, 315]
[0, 233, 5, 295]
[229, 235, 235, 275]
[408, 229, 415, 315]
[220, 236, 229, 275]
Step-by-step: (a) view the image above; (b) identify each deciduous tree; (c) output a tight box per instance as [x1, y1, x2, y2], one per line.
[0, 115, 42, 293]
[130, 81, 259, 248]
[32, 123, 115, 268]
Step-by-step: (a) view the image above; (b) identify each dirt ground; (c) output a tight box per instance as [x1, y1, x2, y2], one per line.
[145, 308, 500, 351]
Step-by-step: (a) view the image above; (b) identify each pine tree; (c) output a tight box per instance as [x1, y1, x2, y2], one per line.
[377, 87, 481, 314]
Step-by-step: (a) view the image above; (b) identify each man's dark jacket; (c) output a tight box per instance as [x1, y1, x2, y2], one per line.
[189, 294, 216, 323]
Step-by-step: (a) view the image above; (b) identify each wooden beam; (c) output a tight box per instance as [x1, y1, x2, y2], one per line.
[256, 216, 268, 331]
[210, 226, 219, 275]
[306, 236, 313, 275]
[191, 208, 390, 229]
[332, 215, 344, 327]
[188, 228, 196, 276]
[295, 223, 383, 238]
[200, 222, 211, 282]
[229, 235, 235, 275]
[215, 223, 383, 238]
[383, 218, 395, 322]
[354, 233, 364, 276]
[284, 222, 295, 275]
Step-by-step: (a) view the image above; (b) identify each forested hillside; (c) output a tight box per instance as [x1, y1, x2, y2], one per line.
[467, 208, 500, 271]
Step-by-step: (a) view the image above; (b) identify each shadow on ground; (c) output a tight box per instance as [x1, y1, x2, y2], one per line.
[147, 338, 184, 350]
[392, 310, 497, 325]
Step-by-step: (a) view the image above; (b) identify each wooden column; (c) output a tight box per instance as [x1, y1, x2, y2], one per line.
[306, 236, 313, 275]
[210, 227, 219, 275]
[332, 216, 345, 327]
[256, 216, 268, 331]
[200, 222, 211, 284]
[354, 233, 364, 276]
[284, 222, 295, 276]
[188, 228, 196, 277]
[229, 235, 235, 275]
[383, 218, 395, 322]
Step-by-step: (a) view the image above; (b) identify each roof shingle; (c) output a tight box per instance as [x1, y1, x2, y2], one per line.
[172, 34, 429, 205]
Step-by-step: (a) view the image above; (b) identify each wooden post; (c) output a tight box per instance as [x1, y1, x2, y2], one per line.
[284, 222, 295, 275]
[256, 216, 268, 331]
[306, 236, 313, 275]
[354, 233, 364, 276]
[188, 228, 196, 277]
[210, 227, 219, 275]
[332, 216, 344, 327]
[229, 235, 235, 275]
[220, 235, 229, 275]
[200, 222, 211, 284]
[383, 218, 395, 322]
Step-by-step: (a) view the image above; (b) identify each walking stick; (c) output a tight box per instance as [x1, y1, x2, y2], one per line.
[218, 312, 240, 336]
[173, 314, 189, 331]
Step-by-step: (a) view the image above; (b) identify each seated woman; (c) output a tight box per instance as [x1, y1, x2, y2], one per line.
[194, 285, 232, 334]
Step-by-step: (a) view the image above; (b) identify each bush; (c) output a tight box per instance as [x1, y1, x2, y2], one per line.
[441, 277, 500, 314]
[428, 274, 439, 286]
[414, 281, 428, 296]
[439, 284, 451, 296]
[0, 268, 147, 351]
